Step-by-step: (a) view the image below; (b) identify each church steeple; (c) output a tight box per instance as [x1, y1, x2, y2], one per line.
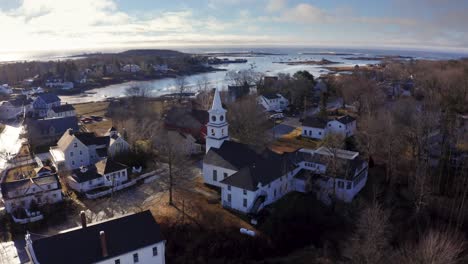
[206, 88, 229, 153]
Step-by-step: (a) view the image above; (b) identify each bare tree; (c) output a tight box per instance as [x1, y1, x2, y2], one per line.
[344, 202, 391, 264]
[395, 229, 466, 264]
[195, 76, 213, 110]
[227, 95, 271, 146]
[125, 85, 151, 98]
[174, 75, 188, 102]
[153, 129, 193, 206]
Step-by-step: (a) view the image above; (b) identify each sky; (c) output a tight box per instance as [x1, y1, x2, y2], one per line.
[0, 0, 468, 55]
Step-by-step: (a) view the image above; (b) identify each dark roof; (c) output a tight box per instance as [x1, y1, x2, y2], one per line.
[221, 151, 297, 191]
[96, 159, 128, 175]
[51, 104, 75, 113]
[8, 96, 33, 107]
[336, 115, 356, 125]
[32, 210, 164, 264]
[108, 126, 117, 132]
[37, 93, 61, 104]
[29, 116, 79, 135]
[204, 141, 260, 170]
[262, 93, 281, 100]
[75, 133, 110, 146]
[1, 175, 59, 199]
[302, 116, 328, 128]
[70, 166, 102, 183]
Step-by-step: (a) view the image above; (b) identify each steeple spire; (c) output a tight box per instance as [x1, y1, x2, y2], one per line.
[211, 88, 224, 111]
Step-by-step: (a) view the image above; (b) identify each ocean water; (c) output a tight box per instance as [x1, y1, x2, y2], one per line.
[2, 47, 467, 104]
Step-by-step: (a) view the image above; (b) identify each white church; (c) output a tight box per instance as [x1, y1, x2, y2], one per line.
[202, 89, 369, 215]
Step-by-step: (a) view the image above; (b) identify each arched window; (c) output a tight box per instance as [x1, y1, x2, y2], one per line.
[220, 115, 224, 121]
[211, 129, 215, 136]
[211, 115, 217, 122]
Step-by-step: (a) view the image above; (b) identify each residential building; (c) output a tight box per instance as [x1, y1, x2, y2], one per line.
[167, 130, 203, 155]
[302, 115, 357, 140]
[153, 64, 169, 73]
[45, 79, 74, 90]
[257, 93, 289, 112]
[164, 106, 208, 143]
[0, 97, 32, 120]
[25, 210, 166, 264]
[0, 84, 12, 94]
[50, 129, 109, 170]
[27, 116, 79, 147]
[106, 127, 131, 157]
[122, 64, 141, 73]
[32, 93, 61, 118]
[50, 128, 130, 171]
[1, 170, 62, 223]
[66, 158, 128, 193]
[47, 104, 76, 118]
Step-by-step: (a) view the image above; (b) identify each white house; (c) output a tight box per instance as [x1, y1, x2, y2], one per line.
[153, 64, 169, 73]
[45, 79, 74, 90]
[257, 93, 289, 112]
[32, 93, 61, 118]
[106, 127, 131, 157]
[25, 210, 166, 264]
[66, 158, 128, 193]
[122, 64, 141, 73]
[203, 90, 367, 215]
[50, 129, 110, 170]
[167, 130, 203, 155]
[302, 115, 357, 140]
[0, 97, 32, 120]
[0, 84, 13, 94]
[47, 104, 76, 118]
[0, 172, 62, 214]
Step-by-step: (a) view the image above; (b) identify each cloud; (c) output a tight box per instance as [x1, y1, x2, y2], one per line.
[266, 0, 286, 13]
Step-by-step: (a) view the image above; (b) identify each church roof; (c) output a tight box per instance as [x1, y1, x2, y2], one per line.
[220, 150, 297, 191]
[204, 141, 260, 171]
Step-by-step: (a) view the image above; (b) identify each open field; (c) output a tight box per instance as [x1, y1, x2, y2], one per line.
[73, 101, 112, 135]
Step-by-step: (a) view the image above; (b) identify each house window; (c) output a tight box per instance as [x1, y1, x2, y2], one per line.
[79, 150, 82, 155]
[227, 185, 231, 191]
[224, 172, 228, 179]
[70, 151, 74, 157]
[274, 189, 277, 197]
[346, 182, 352, 190]
[338, 181, 344, 189]
[152, 246, 158, 256]
[243, 190, 247, 195]
[53, 193, 57, 198]
[213, 170, 217, 181]
[228, 194, 231, 202]
[74, 143, 77, 148]
[72, 161, 75, 165]
[243, 198, 247, 207]
[115, 260, 120, 264]
[133, 253, 139, 263]
[318, 132, 322, 135]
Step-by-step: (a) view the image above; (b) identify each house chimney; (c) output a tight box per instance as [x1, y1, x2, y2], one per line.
[80, 211, 87, 228]
[68, 128, 73, 135]
[80, 166, 88, 173]
[100, 231, 108, 257]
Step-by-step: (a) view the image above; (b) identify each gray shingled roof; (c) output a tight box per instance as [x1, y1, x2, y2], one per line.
[51, 104, 75, 113]
[220, 151, 297, 191]
[336, 115, 356, 125]
[302, 116, 328, 128]
[37, 93, 61, 104]
[95, 159, 128, 175]
[204, 141, 260, 171]
[30, 116, 79, 135]
[32, 210, 164, 264]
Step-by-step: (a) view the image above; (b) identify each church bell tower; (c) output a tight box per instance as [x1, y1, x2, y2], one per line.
[206, 88, 229, 153]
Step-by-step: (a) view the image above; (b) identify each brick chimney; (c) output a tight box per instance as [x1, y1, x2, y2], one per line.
[100, 231, 108, 257]
[80, 211, 87, 228]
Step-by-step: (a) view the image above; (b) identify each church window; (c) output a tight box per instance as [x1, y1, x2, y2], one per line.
[220, 115, 224, 121]
[211, 115, 217, 122]
[211, 129, 215, 136]
[213, 170, 218, 181]
[243, 198, 247, 207]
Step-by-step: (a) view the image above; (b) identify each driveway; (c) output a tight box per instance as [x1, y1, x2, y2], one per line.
[269, 117, 301, 138]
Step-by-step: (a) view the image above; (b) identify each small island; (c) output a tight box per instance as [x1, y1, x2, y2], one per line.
[273, 58, 341, 66]
[344, 55, 413, 61]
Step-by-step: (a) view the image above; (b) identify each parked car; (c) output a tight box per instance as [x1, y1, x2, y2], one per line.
[269, 113, 284, 120]
[90, 115, 103, 121]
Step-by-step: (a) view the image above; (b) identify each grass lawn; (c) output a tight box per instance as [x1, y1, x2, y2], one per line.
[73, 101, 112, 135]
